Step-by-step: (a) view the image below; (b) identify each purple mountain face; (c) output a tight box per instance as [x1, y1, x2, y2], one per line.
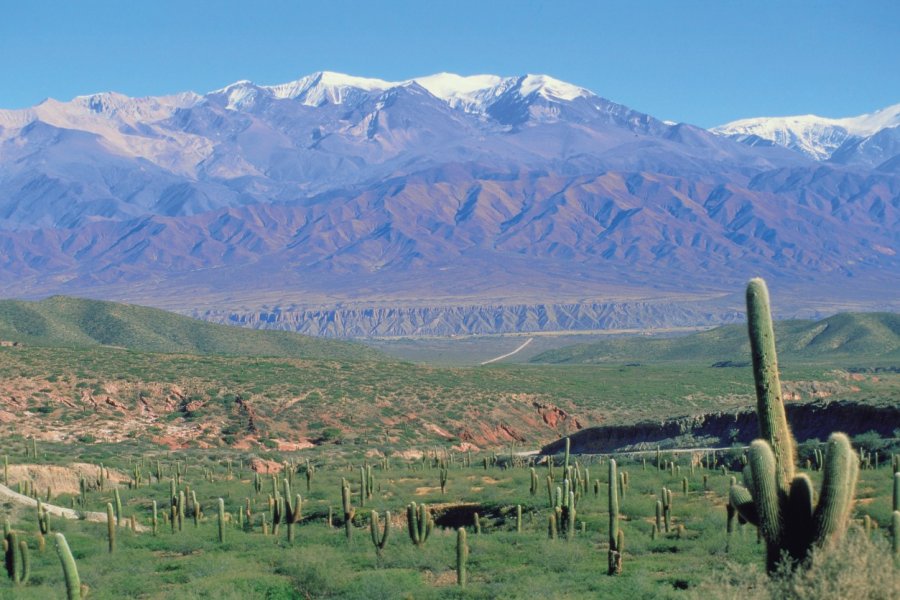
[0, 72, 897, 336]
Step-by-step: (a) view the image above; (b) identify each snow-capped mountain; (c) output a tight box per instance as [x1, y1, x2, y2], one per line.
[0, 72, 897, 335]
[712, 103, 900, 163]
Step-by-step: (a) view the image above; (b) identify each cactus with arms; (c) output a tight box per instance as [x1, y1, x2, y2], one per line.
[369, 510, 390, 555]
[283, 479, 302, 543]
[406, 502, 432, 547]
[729, 278, 859, 573]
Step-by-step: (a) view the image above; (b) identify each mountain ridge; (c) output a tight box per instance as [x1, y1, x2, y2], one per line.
[0, 71, 898, 336]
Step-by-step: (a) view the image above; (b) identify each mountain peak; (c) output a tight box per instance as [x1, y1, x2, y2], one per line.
[205, 71, 596, 112]
[713, 103, 900, 160]
[518, 74, 590, 101]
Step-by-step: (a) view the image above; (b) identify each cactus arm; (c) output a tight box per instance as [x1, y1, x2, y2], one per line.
[729, 484, 759, 526]
[17, 539, 29, 584]
[812, 432, 858, 545]
[747, 441, 783, 550]
[783, 474, 815, 562]
[746, 278, 795, 492]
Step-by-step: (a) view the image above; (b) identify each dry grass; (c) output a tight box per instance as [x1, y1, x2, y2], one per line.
[694, 527, 900, 600]
[6, 463, 127, 494]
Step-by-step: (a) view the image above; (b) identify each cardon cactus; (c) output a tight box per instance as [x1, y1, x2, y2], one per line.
[730, 278, 859, 573]
[106, 503, 115, 553]
[37, 499, 50, 534]
[283, 479, 302, 543]
[341, 479, 355, 541]
[217, 498, 225, 543]
[55, 533, 84, 600]
[369, 510, 390, 555]
[406, 502, 432, 547]
[4, 531, 29, 584]
[456, 527, 468, 587]
[608, 458, 623, 575]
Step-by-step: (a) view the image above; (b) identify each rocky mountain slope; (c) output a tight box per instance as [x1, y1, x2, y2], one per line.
[1, 72, 898, 336]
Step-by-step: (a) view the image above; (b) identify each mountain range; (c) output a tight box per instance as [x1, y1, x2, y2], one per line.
[0, 72, 898, 336]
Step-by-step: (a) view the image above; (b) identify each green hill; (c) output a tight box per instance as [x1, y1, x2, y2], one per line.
[530, 312, 900, 364]
[0, 296, 381, 361]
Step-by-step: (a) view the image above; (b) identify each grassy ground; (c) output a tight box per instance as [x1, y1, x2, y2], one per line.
[0, 440, 896, 599]
[0, 296, 378, 361]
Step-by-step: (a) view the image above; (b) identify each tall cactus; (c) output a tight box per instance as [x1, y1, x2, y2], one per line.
[106, 503, 115, 553]
[341, 479, 355, 541]
[730, 278, 859, 573]
[745, 278, 795, 490]
[608, 458, 623, 575]
[55, 533, 83, 600]
[217, 498, 225, 543]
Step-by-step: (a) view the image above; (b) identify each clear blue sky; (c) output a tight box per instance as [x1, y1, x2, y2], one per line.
[1, 1, 898, 127]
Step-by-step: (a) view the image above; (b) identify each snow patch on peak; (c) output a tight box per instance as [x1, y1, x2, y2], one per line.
[209, 71, 596, 112]
[413, 73, 502, 99]
[266, 71, 393, 106]
[518, 74, 590, 101]
[713, 103, 900, 160]
[842, 102, 900, 136]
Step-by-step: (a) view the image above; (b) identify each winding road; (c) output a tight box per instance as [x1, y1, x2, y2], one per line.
[480, 337, 534, 365]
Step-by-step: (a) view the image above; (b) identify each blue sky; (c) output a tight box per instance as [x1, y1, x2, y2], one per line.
[1, 1, 898, 127]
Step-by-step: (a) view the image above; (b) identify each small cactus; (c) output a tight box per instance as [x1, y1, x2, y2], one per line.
[406, 502, 432, 547]
[439, 465, 449, 494]
[342, 479, 355, 541]
[456, 527, 468, 587]
[37, 499, 50, 534]
[217, 498, 225, 543]
[369, 510, 390, 555]
[283, 479, 302, 543]
[106, 503, 115, 553]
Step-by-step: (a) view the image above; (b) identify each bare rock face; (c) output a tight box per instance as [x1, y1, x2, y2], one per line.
[196, 300, 744, 337]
